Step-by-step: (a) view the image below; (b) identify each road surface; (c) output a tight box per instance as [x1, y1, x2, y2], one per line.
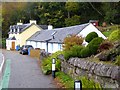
[1, 50, 56, 88]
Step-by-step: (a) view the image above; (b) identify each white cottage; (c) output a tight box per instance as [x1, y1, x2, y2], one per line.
[26, 23, 106, 53]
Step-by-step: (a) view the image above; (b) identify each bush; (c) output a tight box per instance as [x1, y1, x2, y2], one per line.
[70, 45, 84, 57]
[80, 47, 91, 58]
[98, 40, 113, 52]
[85, 32, 98, 43]
[63, 35, 83, 50]
[2, 38, 6, 48]
[108, 29, 120, 41]
[56, 71, 74, 88]
[114, 55, 120, 66]
[56, 72, 102, 89]
[63, 50, 72, 60]
[87, 37, 104, 55]
[41, 51, 63, 75]
[64, 45, 84, 60]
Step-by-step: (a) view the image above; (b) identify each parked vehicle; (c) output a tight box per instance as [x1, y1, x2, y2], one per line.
[20, 45, 33, 55]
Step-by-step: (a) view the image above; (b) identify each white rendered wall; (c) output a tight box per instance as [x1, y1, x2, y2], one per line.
[78, 23, 106, 39]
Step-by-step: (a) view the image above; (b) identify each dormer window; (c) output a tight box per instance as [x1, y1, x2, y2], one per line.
[10, 28, 12, 32]
[14, 28, 16, 33]
[12, 29, 14, 33]
[17, 27, 20, 33]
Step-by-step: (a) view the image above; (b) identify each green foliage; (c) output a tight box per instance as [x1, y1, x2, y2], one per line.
[65, 15, 80, 27]
[63, 35, 83, 51]
[41, 51, 63, 75]
[56, 71, 74, 88]
[79, 77, 102, 89]
[2, 2, 120, 39]
[114, 55, 120, 66]
[102, 30, 114, 37]
[64, 45, 84, 60]
[80, 47, 91, 58]
[70, 45, 84, 57]
[87, 37, 104, 55]
[56, 72, 102, 89]
[85, 32, 98, 43]
[108, 29, 120, 42]
[63, 50, 72, 60]
[2, 38, 6, 48]
[102, 3, 117, 24]
[65, 2, 79, 13]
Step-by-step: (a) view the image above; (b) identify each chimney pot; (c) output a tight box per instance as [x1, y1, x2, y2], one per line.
[48, 25, 53, 30]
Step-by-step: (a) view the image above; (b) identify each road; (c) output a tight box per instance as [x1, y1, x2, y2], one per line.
[2, 50, 56, 88]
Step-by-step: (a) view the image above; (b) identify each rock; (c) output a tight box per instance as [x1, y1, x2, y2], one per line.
[111, 66, 120, 81]
[95, 51, 109, 61]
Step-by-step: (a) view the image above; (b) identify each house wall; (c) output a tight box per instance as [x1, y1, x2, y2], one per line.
[9, 33, 20, 46]
[26, 41, 63, 53]
[48, 43, 62, 53]
[41, 42, 47, 51]
[6, 40, 17, 50]
[48, 43, 53, 53]
[26, 41, 47, 51]
[19, 25, 41, 47]
[78, 23, 106, 39]
[36, 42, 42, 49]
[26, 41, 31, 45]
[30, 41, 36, 49]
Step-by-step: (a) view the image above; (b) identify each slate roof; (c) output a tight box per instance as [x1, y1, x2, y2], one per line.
[27, 30, 55, 42]
[39, 25, 48, 30]
[8, 24, 30, 34]
[8, 23, 48, 34]
[27, 23, 89, 43]
[7, 37, 16, 40]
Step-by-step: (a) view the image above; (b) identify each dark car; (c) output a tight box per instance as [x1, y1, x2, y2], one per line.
[20, 45, 34, 55]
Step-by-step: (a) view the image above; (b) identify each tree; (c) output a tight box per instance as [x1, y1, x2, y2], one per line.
[2, 2, 27, 38]
[65, 2, 79, 18]
[65, 15, 80, 27]
[102, 2, 117, 24]
[37, 2, 66, 28]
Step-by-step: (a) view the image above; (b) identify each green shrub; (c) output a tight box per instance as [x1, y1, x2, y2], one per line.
[2, 38, 6, 48]
[87, 37, 104, 55]
[63, 50, 72, 60]
[80, 47, 91, 58]
[41, 51, 63, 75]
[56, 71, 74, 88]
[85, 32, 98, 43]
[114, 55, 120, 66]
[70, 45, 84, 57]
[79, 77, 102, 89]
[56, 72, 102, 89]
[108, 29, 120, 41]
[64, 45, 84, 60]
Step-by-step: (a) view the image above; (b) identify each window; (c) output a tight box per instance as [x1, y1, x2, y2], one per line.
[58, 44, 62, 50]
[51, 43, 53, 51]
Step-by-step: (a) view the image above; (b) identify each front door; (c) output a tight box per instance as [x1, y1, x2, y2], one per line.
[11, 41, 15, 50]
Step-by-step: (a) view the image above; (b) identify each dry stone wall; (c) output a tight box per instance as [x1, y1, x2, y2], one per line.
[58, 55, 120, 88]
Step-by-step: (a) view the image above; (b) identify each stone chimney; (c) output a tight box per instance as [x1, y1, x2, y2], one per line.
[48, 25, 53, 30]
[17, 20, 23, 25]
[30, 20, 37, 24]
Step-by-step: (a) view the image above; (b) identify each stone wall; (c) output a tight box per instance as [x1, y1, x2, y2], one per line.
[58, 55, 120, 88]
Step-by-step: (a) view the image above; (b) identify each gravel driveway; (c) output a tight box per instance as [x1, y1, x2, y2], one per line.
[2, 50, 56, 88]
